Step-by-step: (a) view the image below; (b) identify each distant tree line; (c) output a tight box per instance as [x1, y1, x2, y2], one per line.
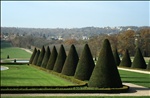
[1, 27, 150, 56]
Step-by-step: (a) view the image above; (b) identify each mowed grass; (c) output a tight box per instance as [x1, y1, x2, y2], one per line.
[1, 96, 150, 98]
[1, 40, 31, 60]
[1, 47, 31, 59]
[119, 70, 150, 88]
[1, 65, 74, 86]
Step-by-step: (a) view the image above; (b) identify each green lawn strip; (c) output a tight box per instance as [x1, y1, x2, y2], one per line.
[1, 96, 149, 98]
[119, 69, 150, 88]
[1, 47, 31, 59]
[1, 65, 74, 86]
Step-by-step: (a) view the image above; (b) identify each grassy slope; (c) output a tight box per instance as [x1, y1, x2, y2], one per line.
[1, 40, 31, 60]
[1, 47, 31, 59]
[1, 65, 74, 86]
[119, 70, 150, 88]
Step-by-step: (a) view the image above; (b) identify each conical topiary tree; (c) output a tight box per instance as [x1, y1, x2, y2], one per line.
[37, 46, 46, 66]
[32, 50, 40, 65]
[147, 60, 150, 70]
[29, 48, 37, 64]
[119, 49, 131, 67]
[74, 44, 95, 80]
[46, 46, 58, 70]
[131, 48, 147, 69]
[113, 48, 121, 66]
[53, 45, 66, 73]
[61, 44, 79, 76]
[41, 46, 51, 68]
[88, 39, 122, 88]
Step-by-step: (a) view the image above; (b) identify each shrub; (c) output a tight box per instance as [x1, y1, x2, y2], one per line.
[32, 50, 40, 65]
[36, 46, 46, 66]
[74, 44, 95, 80]
[61, 44, 79, 76]
[131, 48, 147, 69]
[147, 60, 150, 70]
[113, 48, 120, 66]
[29, 48, 37, 64]
[7, 55, 10, 59]
[41, 46, 51, 68]
[46, 46, 58, 70]
[88, 39, 122, 88]
[53, 45, 66, 73]
[119, 49, 131, 67]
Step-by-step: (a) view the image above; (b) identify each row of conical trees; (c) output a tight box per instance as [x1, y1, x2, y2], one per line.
[29, 39, 123, 88]
[113, 47, 150, 70]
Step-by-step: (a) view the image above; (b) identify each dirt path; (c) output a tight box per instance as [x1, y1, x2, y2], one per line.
[21, 48, 32, 54]
[118, 67, 150, 74]
[1, 83, 150, 97]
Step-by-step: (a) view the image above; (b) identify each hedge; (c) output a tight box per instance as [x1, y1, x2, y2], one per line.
[36, 46, 45, 66]
[74, 44, 95, 80]
[61, 44, 79, 76]
[32, 50, 40, 65]
[88, 39, 122, 88]
[113, 48, 120, 66]
[41, 46, 51, 68]
[119, 49, 131, 67]
[46, 46, 58, 70]
[29, 48, 37, 64]
[53, 45, 66, 73]
[131, 48, 147, 69]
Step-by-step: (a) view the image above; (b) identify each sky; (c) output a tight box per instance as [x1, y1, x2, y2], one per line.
[1, 1, 150, 28]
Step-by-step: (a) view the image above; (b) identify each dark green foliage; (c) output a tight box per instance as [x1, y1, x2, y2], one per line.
[61, 45, 79, 76]
[41, 46, 51, 68]
[74, 44, 95, 80]
[36, 46, 46, 66]
[131, 48, 147, 69]
[147, 60, 150, 70]
[46, 46, 58, 70]
[88, 39, 122, 88]
[32, 50, 40, 65]
[29, 48, 37, 64]
[119, 49, 131, 67]
[53, 45, 66, 73]
[113, 48, 121, 66]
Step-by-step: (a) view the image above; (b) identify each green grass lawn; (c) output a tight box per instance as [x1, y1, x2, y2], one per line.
[119, 70, 150, 88]
[1, 47, 31, 60]
[1, 65, 74, 86]
[1, 40, 31, 60]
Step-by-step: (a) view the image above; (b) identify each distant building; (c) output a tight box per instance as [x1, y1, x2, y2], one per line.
[82, 36, 89, 40]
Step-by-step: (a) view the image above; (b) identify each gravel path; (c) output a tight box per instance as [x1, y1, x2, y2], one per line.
[21, 48, 32, 54]
[118, 67, 150, 74]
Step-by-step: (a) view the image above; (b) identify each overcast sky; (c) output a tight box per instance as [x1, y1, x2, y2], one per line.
[1, 1, 150, 28]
